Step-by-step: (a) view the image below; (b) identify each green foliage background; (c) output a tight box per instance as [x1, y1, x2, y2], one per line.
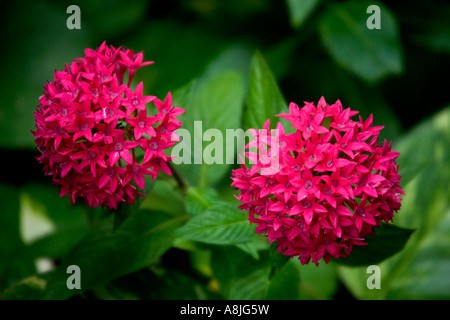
[0, 0, 449, 300]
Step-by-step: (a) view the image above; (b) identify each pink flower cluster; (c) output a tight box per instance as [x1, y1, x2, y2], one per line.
[32, 42, 184, 209]
[231, 97, 404, 265]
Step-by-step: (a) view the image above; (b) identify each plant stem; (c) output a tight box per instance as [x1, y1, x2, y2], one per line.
[167, 162, 188, 193]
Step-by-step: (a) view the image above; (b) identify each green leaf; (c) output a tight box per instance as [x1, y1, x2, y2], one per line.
[113, 176, 155, 231]
[286, 0, 321, 28]
[0, 183, 91, 293]
[319, 1, 403, 82]
[2, 210, 184, 300]
[129, 19, 230, 98]
[210, 246, 249, 298]
[172, 80, 196, 111]
[235, 242, 260, 260]
[0, 184, 22, 256]
[210, 246, 300, 300]
[1, 274, 52, 300]
[297, 262, 338, 300]
[385, 210, 450, 299]
[228, 268, 269, 300]
[140, 180, 186, 216]
[176, 203, 256, 245]
[19, 184, 90, 260]
[0, 184, 33, 292]
[266, 260, 300, 300]
[263, 36, 303, 80]
[19, 184, 88, 233]
[200, 45, 252, 89]
[235, 236, 268, 260]
[382, 106, 450, 299]
[23, 228, 88, 262]
[396, 108, 450, 187]
[220, 247, 270, 300]
[185, 187, 222, 217]
[243, 51, 289, 131]
[269, 242, 291, 280]
[173, 70, 245, 188]
[333, 224, 415, 267]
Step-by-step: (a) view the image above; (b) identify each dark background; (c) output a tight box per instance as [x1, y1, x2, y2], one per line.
[0, 0, 449, 300]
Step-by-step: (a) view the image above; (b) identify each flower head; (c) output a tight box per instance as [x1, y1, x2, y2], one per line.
[32, 42, 185, 209]
[231, 97, 404, 265]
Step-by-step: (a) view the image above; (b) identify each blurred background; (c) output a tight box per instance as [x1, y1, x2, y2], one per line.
[0, 0, 449, 300]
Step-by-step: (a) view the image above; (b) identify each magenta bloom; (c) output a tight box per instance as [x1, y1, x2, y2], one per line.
[32, 42, 185, 209]
[231, 97, 404, 265]
[126, 109, 157, 140]
[122, 82, 156, 116]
